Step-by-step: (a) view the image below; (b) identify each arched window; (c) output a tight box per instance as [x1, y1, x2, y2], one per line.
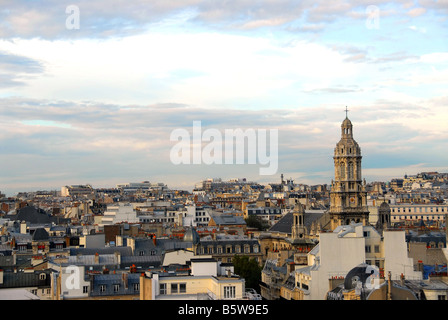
[348, 162, 353, 179]
[340, 163, 346, 179]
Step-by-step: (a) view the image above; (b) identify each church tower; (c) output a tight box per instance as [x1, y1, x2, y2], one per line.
[292, 201, 306, 240]
[376, 200, 392, 233]
[329, 110, 369, 230]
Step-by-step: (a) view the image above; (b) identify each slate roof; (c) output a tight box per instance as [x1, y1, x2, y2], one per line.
[210, 214, 246, 226]
[12, 206, 52, 224]
[8, 206, 71, 226]
[0, 270, 52, 289]
[69, 246, 133, 256]
[134, 238, 162, 255]
[67, 254, 119, 266]
[0, 255, 15, 269]
[406, 231, 446, 246]
[262, 259, 287, 275]
[268, 210, 327, 234]
[32, 228, 49, 241]
[89, 273, 141, 297]
[156, 238, 193, 252]
[121, 255, 161, 265]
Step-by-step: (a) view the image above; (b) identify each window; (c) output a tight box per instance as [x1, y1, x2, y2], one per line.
[160, 283, 167, 295]
[83, 286, 88, 294]
[224, 286, 236, 299]
[114, 284, 120, 293]
[39, 273, 46, 280]
[438, 295, 446, 300]
[100, 285, 106, 293]
[374, 245, 380, 253]
[171, 283, 178, 294]
[133, 283, 140, 292]
[365, 245, 371, 253]
[179, 283, 186, 293]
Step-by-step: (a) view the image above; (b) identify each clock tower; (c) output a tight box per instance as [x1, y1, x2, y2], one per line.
[329, 110, 369, 230]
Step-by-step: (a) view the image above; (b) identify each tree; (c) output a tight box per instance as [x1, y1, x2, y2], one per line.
[245, 215, 269, 231]
[232, 255, 262, 293]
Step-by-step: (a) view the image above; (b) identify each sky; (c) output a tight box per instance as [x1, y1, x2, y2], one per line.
[0, 0, 447, 196]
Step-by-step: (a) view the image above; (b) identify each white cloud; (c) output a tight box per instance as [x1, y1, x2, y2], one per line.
[407, 7, 427, 17]
[0, 32, 363, 107]
[420, 52, 448, 64]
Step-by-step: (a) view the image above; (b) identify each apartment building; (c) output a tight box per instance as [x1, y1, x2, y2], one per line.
[139, 258, 246, 300]
[389, 204, 448, 224]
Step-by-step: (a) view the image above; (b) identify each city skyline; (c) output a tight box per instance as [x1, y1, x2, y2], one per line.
[1, 1, 448, 196]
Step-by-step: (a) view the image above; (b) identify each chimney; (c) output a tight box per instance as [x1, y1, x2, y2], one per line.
[417, 260, 424, 272]
[400, 273, 405, 287]
[94, 252, 99, 264]
[387, 272, 392, 300]
[114, 251, 121, 265]
[20, 221, 27, 234]
[122, 272, 128, 289]
[152, 235, 156, 246]
[287, 262, 295, 274]
[0, 269, 3, 285]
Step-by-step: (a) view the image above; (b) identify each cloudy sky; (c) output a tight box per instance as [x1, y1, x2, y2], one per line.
[0, 0, 447, 196]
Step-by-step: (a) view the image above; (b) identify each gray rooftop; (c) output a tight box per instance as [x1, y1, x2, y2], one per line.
[268, 210, 326, 234]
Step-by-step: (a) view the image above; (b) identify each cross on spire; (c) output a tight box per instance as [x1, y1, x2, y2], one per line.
[345, 106, 349, 119]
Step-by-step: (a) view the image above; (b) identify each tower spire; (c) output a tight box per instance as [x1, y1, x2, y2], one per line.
[329, 114, 369, 231]
[345, 106, 349, 119]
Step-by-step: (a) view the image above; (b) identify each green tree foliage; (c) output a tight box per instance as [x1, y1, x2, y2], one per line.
[232, 255, 262, 293]
[245, 215, 269, 231]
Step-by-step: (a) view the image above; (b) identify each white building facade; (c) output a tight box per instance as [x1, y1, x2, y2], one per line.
[295, 223, 422, 300]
